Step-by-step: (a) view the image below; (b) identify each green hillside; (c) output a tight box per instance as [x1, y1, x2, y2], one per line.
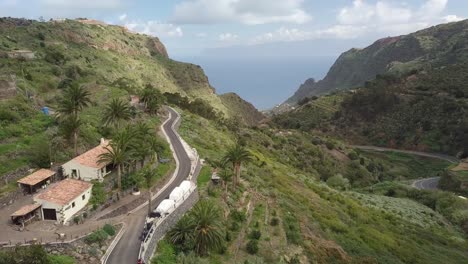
[153, 110, 468, 264]
[286, 19, 468, 104]
[0, 17, 262, 178]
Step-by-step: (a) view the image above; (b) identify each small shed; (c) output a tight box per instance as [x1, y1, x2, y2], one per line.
[17, 169, 56, 194]
[154, 199, 175, 217]
[169, 187, 184, 204]
[10, 203, 42, 227]
[211, 171, 221, 185]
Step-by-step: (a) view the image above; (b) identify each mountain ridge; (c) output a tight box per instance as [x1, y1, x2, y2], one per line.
[285, 19, 468, 105]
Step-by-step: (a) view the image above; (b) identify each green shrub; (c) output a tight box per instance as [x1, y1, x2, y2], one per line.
[348, 151, 359, 160]
[0, 108, 20, 123]
[85, 229, 108, 245]
[326, 174, 350, 191]
[103, 224, 116, 236]
[270, 217, 279, 226]
[152, 240, 176, 264]
[73, 216, 81, 225]
[249, 230, 261, 240]
[246, 240, 259, 254]
[325, 141, 335, 150]
[48, 254, 76, 264]
[230, 209, 246, 222]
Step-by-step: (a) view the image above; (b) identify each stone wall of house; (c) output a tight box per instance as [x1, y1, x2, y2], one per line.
[141, 189, 199, 263]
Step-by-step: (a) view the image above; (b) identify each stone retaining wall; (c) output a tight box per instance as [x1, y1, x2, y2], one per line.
[141, 189, 199, 263]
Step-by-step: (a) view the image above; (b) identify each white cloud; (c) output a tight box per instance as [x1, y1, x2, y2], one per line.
[172, 0, 311, 25]
[219, 33, 238, 42]
[252, 27, 312, 44]
[247, 0, 464, 46]
[126, 21, 183, 38]
[251, 25, 368, 45]
[443, 15, 465, 23]
[317, 25, 368, 39]
[338, 0, 375, 25]
[40, 0, 122, 9]
[119, 13, 127, 21]
[418, 0, 448, 20]
[335, 0, 453, 36]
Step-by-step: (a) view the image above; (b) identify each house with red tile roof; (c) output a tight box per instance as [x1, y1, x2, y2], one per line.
[62, 138, 113, 182]
[33, 179, 92, 224]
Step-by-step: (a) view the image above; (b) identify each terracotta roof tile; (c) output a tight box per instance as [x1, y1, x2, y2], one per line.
[35, 179, 92, 206]
[72, 140, 111, 168]
[11, 203, 41, 217]
[17, 169, 55, 186]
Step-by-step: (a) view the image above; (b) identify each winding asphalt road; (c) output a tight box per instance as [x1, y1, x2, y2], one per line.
[412, 177, 440, 190]
[352, 145, 460, 190]
[106, 107, 192, 264]
[352, 145, 459, 163]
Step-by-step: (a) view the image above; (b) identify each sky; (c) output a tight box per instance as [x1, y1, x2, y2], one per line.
[0, 0, 466, 57]
[1, 0, 467, 108]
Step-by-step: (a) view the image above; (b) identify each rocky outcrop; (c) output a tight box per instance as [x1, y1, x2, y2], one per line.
[146, 37, 168, 58]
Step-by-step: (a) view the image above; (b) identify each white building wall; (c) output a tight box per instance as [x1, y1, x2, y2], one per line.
[34, 186, 92, 224]
[61, 187, 92, 223]
[62, 160, 103, 182]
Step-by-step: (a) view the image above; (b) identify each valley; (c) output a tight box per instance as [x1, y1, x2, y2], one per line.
[0, 15, 467, 264]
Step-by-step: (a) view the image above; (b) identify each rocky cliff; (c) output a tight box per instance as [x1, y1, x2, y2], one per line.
[286, 19, 468, 104]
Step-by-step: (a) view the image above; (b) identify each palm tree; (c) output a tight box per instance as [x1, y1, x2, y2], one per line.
[218, 168, 233, 201]
[207, 158, 231, 200]
[167, 214, 195, 251]
[191, 200, 224, 256]
[98, 128, 134, 192]
[63, 83, 91, 116]
[136, 166, 156, 216]
[102, 98, 131, 129]
[61, 114, 82, 156]
[222, 144, 253, 187]
[56, 84, 91, 155]
[140, 85, 163, 114]
[148, 136, 165, 164]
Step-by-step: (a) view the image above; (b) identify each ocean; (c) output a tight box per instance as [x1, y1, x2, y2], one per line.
[175, 55, 336, 110]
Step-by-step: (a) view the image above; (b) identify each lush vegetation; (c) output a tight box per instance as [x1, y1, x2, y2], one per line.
[154, 110, 468, 264]
[84, 224, 116, 246]
[0, 245, 75, 264]
[0, 17, 262, 179]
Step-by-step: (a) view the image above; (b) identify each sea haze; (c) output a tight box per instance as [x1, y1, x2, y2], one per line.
[176, 55, 337, 110]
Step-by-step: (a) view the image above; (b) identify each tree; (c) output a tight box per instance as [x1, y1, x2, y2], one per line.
[136, 166, 157, 216]
[140, 84, 164, 114]
[326, 174, 350, 191]
[56, 84, 91, 155]
[98, 129, 134, 192]
[167, 214, 195, 252]
[190, 201, 224, 256]
[61, 83, 91, 116]
[59, 114, 82, 156]
[102, 98, 131, 129]
[222, 144, 253, 187]
[206, 158, 232, 200]
[0, 245, 49, 264]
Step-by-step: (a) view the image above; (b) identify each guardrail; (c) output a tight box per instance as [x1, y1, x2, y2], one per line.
[138, 188, 199, 263]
